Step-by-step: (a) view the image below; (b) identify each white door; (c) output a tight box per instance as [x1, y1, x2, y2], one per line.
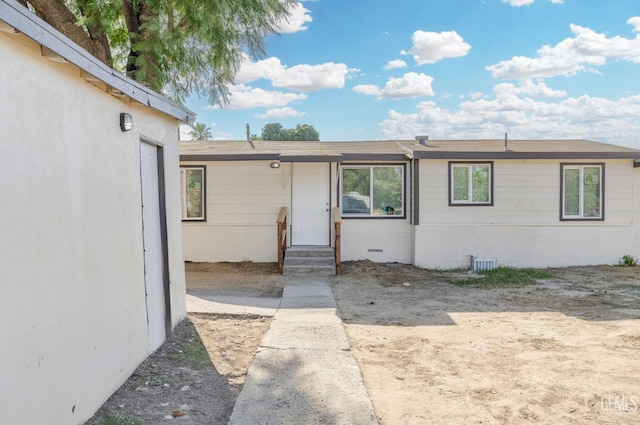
[140, 141, 167, 352]
[292, 163, 330, 245]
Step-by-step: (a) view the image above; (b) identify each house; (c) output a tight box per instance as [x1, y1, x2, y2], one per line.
[179, 137, 640, 270]
[0, 2, 195, 424]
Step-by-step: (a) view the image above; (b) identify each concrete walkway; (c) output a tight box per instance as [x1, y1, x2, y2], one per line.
[228, 282, 379, 425]
[186, 291, 281, 317]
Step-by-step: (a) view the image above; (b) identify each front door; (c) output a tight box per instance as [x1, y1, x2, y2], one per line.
[292, 163, 330, 245]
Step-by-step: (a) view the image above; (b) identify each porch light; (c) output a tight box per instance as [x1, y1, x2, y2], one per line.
[270, 161, 281, 169]
[120, 113, 133, 132]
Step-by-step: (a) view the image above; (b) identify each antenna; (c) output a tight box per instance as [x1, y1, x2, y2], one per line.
[246, 123, 255, 149]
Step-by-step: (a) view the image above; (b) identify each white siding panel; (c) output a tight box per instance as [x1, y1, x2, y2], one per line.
[416, 159, 637, 268]
[183, 225, 278, 262]
[181, 161, 291, 262]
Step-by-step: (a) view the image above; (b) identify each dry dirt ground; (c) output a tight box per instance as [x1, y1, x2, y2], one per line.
[89, 261, 640, 425]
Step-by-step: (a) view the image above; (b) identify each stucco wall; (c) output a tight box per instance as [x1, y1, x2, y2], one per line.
[415, 158, 637, 269]
[181, 161, 292, 262]
[0, 32, 185, 424]
[341, 218, 413, 263]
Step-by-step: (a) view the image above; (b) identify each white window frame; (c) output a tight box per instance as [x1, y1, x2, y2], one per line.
[561, 163, 604, 221]
[449, 162, 493, 206]
[340, 164, 405, 218]
[180, 166, 206, 221]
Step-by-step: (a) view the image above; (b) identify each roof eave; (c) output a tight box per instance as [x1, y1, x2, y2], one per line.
[413, 151, 640, 160]
[180, 154, 280, 161]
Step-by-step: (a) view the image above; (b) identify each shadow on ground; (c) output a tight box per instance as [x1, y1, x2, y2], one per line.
[86, 317, 239, 424]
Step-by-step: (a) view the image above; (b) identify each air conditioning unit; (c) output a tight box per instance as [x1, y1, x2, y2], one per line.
[471, 257, 497, 271]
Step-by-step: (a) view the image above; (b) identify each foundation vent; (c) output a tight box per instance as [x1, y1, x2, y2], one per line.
[471, 257, 497, 271]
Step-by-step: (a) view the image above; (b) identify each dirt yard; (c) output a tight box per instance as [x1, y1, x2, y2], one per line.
[89, 261, 640, 424]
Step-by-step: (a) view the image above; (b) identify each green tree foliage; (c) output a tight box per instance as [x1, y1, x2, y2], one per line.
[342, 167, 402, 215]
[22, 0, 295, 103]
[261, 123, 286, 141]
[372, 167, 402, 213]
[188, 122, 212, 141]
[260, 123, 320, 141]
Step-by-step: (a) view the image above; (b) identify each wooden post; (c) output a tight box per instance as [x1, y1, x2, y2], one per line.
[332, 207, 342, 275]
[276, 207, 288, 274]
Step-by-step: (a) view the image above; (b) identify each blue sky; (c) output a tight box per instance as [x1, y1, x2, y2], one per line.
[182, 0, 640, 147]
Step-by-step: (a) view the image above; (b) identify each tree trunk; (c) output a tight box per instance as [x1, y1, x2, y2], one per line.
[122, 0, 160, 89]
[26, 0, 112, 66]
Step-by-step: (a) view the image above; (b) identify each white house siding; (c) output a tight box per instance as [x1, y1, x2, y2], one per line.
[0, 30, 185, 424]
[181, 161, 292, 262]
[341, 219, 413, 263]
[415, 159, 637, 269]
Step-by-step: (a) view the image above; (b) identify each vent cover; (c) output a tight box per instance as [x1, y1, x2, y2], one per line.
[471, 258, 497, 271]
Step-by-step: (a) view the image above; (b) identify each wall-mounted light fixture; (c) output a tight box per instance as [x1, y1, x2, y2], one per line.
[270, 161, 281, 169]
[120, 113, 133, 132]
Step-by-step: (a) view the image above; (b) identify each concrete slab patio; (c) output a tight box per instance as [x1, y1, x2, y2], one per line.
[228, 281, 379, 425]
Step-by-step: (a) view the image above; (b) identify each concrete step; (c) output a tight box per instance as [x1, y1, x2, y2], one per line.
[284, 257, 335, 267]
[285, 246, 334, 258]
[283, 246, 336, 276]
[282, 264, 336, 276]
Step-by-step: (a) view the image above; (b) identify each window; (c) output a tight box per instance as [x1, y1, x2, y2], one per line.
[561, 164, 603, 220]
[341, 165, 404, 217]
[449, 162, 493, 205]
[180, 166, 205, 220]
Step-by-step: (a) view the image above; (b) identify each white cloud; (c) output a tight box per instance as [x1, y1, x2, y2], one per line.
[379, 85, 640, 147]
[400, 30, 471, 65]
[629, 16, 640, 32]
[501, 0, 562, 5]
[275, 3, 312, 33]
[487, 20, 640, 79]
[353, 84, 381, 96]
[235, 56, 357, 92]
[353, 73, 435, 99]
[256, 107, 305, 119]
[212, 132, 233, 141]
[501, 0, 535, 6]
[493, 80, 567, 98]
[209, 84, 307, 110]
[381, 72, 435, 99]
[235, 56, 284, 83]
[384, 59, 407, 70]
[274, 63, 357, 91]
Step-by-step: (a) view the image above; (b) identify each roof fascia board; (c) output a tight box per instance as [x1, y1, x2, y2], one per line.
[0, 0, 195, 124]
[180, 154, 280, 161]
[413, 151, 640, 160]
[342, 153, 409, 161]
[278, 154, 344, 163]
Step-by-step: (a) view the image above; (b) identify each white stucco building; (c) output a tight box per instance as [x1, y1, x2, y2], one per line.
[0, 2, 195, 423]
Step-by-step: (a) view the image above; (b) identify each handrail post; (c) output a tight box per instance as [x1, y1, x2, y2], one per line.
[332, 207, 342, 275]
[276, 206, 288, 274]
